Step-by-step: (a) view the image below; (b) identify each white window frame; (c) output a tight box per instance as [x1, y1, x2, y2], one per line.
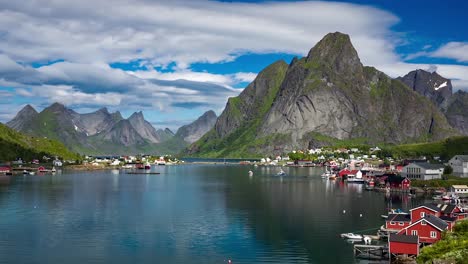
[430, 231, 437, 238]
[420, 212, 425, 217]
[411, 230, 418, 236]
[421, 221, 427, 226]
[399, 222, 404, 226]
[390, 221, 395, 225]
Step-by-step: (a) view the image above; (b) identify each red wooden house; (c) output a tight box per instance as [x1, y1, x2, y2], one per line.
[0, 166, 11, 173]
[389, 234, 419, 256]
[410, 204, 441, 222]
[338, 169, 351, 178]
[397, 215, 448, 244]
[437, 204, 467, 220]
[386, 175, 411, 190]
[439, 216, 457, 231]
[385, 214, 411, 231]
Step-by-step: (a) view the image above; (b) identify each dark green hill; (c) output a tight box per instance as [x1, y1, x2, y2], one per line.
[0, 123, 80, 162]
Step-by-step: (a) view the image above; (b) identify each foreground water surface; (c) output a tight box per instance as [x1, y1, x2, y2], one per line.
[0, 165, 430, 264]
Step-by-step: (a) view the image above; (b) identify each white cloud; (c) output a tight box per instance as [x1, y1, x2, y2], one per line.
[0, 0, 467, 127]
[431, 42, 468, 62]
[0, 0, 400, 68]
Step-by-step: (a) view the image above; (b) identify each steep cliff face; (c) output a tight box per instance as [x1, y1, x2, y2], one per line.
[127, 111, 162, 143]
[445, 91, 468, 135]
[76, 107, 123, 136]
[397, 70, 453, 110]
[189, 32, 456, 157]
[187, 60, 289, 157]
[6, 104, 38, 131]
[176, 110, 217, 143]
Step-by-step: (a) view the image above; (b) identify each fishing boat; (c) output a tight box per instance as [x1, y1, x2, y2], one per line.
[380, 208, 407, 219]
[340, 233, 363, 240]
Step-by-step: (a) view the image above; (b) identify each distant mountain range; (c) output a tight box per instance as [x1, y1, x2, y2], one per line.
[7, 103, 217, 155]
[5, 32, 467, 158]
[187, 32, 466, 158]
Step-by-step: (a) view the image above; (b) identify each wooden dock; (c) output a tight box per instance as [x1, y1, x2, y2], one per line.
[354, 244, 389, 260]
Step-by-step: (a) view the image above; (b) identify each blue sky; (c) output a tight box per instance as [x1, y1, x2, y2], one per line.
[0, 0, 467, 131]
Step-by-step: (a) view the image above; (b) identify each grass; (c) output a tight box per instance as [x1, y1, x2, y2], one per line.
[0, 123, 81, 161]
[417, 220, 468, 263]
[411, 175, 468, 188]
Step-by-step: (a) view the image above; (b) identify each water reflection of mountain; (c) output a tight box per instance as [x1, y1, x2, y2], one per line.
[220, 166, 425, 263]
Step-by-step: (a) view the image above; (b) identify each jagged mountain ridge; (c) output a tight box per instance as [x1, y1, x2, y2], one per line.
[7, 103, 186, 154]
[397, 69, 468, 135]
[397, 70, 453, 110]
[188, 32, 457, 158]
[176, 110, 217, 143]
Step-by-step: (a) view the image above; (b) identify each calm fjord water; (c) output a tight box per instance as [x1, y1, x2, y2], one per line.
[0, 165, 427, 264]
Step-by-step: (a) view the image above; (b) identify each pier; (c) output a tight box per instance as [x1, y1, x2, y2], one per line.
[126, 172, 161, 175]
[354, 244, 389, 260]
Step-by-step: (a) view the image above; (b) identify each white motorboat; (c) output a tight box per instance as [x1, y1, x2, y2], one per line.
[340, 233, 363, 240]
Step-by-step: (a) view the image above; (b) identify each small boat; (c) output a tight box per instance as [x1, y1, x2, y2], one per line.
[23, 170, 29, 175]
[29, 171, 35, 175]
[381, 208, 407, 219]
[340, 233, 363, 240]
[276, 170, 286, 176]
[248, 170, 254, 177]
[442, 194, 459, 201]
[51, 167, 56, 173]
[144, 162, 151, 170]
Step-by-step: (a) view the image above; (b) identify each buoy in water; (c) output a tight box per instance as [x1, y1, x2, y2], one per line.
[343, 210, 346, 214]
[360, 213, 363, 217]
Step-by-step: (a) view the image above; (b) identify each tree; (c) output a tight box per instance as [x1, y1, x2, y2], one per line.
[443, 165, 453, 175]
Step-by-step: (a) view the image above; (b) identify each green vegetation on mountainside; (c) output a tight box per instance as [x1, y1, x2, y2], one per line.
[386, 136, 468, 160]
[188, 61, 288, 158]
[0, 123, 80, 161]
[417, 220, 468, 264]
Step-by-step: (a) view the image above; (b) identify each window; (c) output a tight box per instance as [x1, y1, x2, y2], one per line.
[430, 231, 437, 238]
[390, 222, 395, 225]
[411, 230, 418, 236]
[421, 212, 425, 217]
[421, 221, 427, 225]
[399, 222, 404, 226]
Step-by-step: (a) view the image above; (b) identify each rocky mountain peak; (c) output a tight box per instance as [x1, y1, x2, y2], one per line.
[97, 107, 109, 114]
[21, 104, 38, 114]
[6, 104, 39, 131]
[397, 69, 453, 110]
[177, 110, 218, 143]
[306, 32, 362, 75]
[129, 111, 144, 121]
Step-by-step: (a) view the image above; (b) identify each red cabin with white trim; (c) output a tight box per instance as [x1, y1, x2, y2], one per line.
[410, 205, 441, 222]
[398, 215, 448, 244]
[389, 234, 419, 256]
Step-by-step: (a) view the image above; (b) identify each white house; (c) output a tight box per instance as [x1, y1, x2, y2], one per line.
[401, 163, 444, 180]
[449, 185, 468, 194]
[448, 155, 468, 177]
[53, 159, 63, 167]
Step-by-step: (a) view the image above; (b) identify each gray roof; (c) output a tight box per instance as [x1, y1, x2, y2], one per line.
[412, 162, 444, 170]
[387, 214, 411, 222]
[452, 155, 468, 162]
[423, 215, 448, 230]
[389, 234, 418, 244]
[437, 204, 457, 214]
[439, 216, 457, 222]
